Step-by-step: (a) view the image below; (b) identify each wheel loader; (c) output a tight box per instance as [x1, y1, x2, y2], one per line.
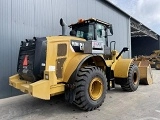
[135, 50, 160, 70]
[10, 18, 150, 111]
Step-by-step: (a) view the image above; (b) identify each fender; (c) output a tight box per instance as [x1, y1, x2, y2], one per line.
[114, 59, 133, 78]
[63, 54, 92, 83]
[63, 54, 106, 103]
[63, 54, 106, 83]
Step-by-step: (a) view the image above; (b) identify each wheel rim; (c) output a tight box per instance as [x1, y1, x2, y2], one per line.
[89, 77, 103, 100]
[133, 71, 138, 84]
[156, 63, 160, 69]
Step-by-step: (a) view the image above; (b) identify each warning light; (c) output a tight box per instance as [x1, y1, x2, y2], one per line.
[78, 19, 84, 23]
[23, 55, 28, 66]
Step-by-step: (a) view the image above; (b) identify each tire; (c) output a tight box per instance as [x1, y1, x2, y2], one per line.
[155, 62, 160, 70]
[73, 66, 107, 111]
[121, 64, 140, 92]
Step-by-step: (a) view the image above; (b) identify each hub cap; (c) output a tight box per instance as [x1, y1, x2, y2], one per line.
[89, 77, 103, 100]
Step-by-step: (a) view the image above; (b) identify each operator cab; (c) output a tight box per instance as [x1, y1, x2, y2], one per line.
[69, 18, 113, 46]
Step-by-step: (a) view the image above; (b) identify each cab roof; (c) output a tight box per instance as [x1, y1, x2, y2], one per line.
[69, 18, 112, 28]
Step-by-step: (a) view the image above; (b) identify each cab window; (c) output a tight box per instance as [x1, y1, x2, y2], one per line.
[96, 24, 106, 41]
[72, 24, 94, 40]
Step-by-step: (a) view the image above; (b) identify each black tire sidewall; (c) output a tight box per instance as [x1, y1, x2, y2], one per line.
[74, 67, 107, 109]
[84, 69, 107, 107]
[128, 65, 140, 91]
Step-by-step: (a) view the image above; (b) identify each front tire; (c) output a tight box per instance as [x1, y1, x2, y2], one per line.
[73, 66, 107, 111]
[121, 64, 140, 92]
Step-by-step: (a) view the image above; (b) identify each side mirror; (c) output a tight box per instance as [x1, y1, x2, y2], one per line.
[70, 30, 76, 36]
[122, 47, 129, 52]
[116, 47, 129, 59]
[110, 25, 113, 35]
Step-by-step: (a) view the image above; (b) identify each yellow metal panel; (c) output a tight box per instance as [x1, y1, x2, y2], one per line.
[30, 80, 50, 100]
[50, 84, 65, 96]
[46, 36, 85, 42]
[138, 63, 153, 85]
[63, 54, 90, 82]
[105, 60, 113, 67]
[45, 36, 87, 84]
[44, 70, 57, 85]
[114, 59, 133, 78]
[139, 67, 147, 79]
[9, 74, 27, 89]
[9, 74, 65, 100]
[45, 40, 57, 71]
[111, 61, 118, 70]
[20, 84, 30, 93]
[146, 66, 153, 85]
[10, 74, 50, 99]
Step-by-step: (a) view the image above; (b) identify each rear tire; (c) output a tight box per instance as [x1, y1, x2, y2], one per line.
[121, 64, 140, 92]
[73, 66, 107, 111]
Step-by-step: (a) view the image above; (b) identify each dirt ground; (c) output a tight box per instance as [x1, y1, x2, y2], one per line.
[0, 69, 160, 120]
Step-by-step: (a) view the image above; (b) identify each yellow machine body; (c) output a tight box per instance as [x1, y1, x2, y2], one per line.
[9, 18, 145, 111]
[9, 35, 133, 100]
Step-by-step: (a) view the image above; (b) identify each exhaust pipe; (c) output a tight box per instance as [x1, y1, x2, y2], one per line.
[60, 18, 67, 35]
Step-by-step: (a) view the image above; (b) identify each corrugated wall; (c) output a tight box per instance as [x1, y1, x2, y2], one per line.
[0, 0, 12, 98]
[0, 0, 130, 98]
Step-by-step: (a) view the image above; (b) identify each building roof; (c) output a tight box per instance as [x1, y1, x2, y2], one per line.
[100, 0, 159, 40]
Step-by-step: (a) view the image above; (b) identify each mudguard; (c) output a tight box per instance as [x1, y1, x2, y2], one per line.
[114, 59, 133, 78]
[63, 54, 91, 83]
[63, 54, 106, 83]
[63, 54, 106, 103]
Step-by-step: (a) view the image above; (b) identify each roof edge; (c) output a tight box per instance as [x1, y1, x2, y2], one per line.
[98, 0, 159, 36]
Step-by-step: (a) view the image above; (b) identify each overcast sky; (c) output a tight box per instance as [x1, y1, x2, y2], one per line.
[108, 0, 160, 35]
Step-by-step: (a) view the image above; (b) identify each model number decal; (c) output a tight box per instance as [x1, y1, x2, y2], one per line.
[71, 41, 80, 46]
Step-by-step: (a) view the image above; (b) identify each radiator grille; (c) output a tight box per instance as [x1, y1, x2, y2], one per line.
[57, 44, 67, 56]
[56, 58, 66, 79]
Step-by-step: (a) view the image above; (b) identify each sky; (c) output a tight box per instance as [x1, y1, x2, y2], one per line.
[108, 0, 160, 35]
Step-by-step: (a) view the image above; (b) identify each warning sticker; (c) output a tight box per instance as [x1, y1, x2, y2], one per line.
[49, 66, 55, 71]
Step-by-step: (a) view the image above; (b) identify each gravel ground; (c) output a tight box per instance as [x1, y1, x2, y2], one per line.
[0, 69, 160, 120]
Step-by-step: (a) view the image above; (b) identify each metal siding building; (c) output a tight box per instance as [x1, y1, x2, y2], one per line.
[0, 0, 137, 98]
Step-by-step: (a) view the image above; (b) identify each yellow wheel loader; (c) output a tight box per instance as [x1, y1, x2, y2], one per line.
[135, 50, 160, 70]
[10, 18, 140, 111]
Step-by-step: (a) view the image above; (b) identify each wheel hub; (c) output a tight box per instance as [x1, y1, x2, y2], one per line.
[133, 71, 138, 84]
[156, 63, 160, 69]
[89, 77, 103, 100]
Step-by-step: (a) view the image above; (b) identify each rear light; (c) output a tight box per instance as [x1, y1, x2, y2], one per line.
[45, 74, 49, 80]
[23, 55, 28, 66]
[78, 19, 85, 23]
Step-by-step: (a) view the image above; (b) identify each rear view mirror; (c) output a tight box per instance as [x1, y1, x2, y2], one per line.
[123, 47, 129, 52]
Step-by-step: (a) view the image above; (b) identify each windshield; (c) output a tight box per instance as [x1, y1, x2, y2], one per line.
[72, 24, 94, 40]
